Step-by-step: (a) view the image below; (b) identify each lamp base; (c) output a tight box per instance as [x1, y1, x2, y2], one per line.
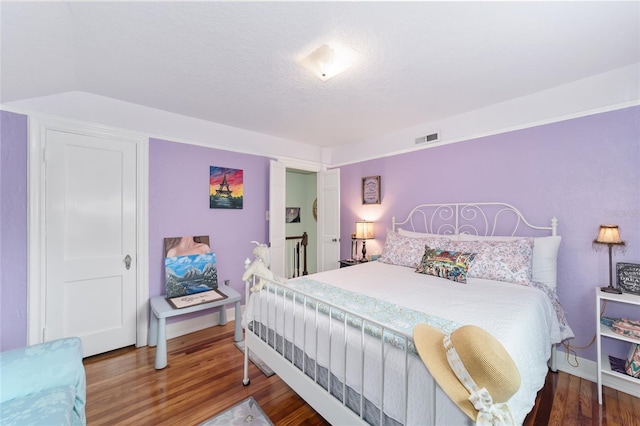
[601, 285, 623, 294]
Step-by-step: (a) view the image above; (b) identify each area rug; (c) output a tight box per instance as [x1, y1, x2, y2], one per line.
[200, 397, 273, 425]
[235, 340, 274, 377]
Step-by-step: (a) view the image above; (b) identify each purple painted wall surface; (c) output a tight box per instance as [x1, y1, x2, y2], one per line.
[338, 105, 640, 362]
[1, 106, 638, 364]
[149, 138, 270, 307]
[0, 119, 270, 351]
[0, 111, 28, 352]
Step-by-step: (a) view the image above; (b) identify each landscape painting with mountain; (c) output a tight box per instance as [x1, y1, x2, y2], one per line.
[165, 252, 218, 298]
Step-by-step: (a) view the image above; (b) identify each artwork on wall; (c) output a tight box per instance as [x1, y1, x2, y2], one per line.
[286, 207, 301, 223]
[617, 263, 640, 295]
[312, 198, 318, 222]
[362, 175, 381, 205]
[210, 166, 243, 209]
[164, 236, 223, 308]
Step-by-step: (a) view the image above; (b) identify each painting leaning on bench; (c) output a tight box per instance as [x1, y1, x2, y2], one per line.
[163, 236, 223, 308]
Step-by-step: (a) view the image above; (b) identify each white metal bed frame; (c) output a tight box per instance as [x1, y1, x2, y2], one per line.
[242, 202, 559, 425]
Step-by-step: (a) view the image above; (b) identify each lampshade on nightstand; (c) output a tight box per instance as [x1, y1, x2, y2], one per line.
[355, 221, 374, 262]
[594, 225, 625, 294]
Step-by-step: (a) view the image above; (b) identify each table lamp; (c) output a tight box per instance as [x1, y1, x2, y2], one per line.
[593, 225, 625, 294]
[355, 221, 374, 262]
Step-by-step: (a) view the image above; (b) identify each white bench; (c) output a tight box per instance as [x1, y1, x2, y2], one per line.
[148, 285, 242, 369]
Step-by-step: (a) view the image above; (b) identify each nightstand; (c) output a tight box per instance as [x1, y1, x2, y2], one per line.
[339, 259, 358, 268]
[595, 288, 640, 403]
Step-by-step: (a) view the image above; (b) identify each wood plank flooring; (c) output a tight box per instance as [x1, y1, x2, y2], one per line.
[84, 323, 640, 425]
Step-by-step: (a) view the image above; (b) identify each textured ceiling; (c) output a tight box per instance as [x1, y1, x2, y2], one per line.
[1, 1, 639, 147]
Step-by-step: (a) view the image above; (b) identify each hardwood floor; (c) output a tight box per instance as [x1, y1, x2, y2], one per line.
[84, 323, 640, 425]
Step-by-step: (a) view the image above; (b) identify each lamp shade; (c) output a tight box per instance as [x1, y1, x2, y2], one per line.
[594, 225, 624, 245]
[355, 221, 374, 240]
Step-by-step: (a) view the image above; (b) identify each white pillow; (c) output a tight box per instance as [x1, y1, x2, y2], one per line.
[530, 236, 561, 290]
[458, 234, 561, 289]
[397, 228, 460, 240]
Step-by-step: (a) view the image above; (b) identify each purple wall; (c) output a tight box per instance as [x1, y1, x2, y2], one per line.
[149, 138, 270, 306]
[0, 119, 271, 351]
[1, 106, 638, 363]
[0, 111, 28, 352]
[338, 105, 640, 362]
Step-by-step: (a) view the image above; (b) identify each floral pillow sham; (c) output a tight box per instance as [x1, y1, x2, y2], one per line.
[445, 238, 534, 285]
[379, 229, 449, 269]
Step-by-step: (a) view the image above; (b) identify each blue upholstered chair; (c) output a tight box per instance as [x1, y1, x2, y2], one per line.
[0, 337, 86, 425]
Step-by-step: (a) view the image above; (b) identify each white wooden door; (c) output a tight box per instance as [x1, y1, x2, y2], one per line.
[44, 129, 137, 357]
[269, 160, 286, 277]
[318, 169, 340, 272]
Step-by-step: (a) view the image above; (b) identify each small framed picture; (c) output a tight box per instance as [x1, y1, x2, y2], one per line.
[617, 262, 640, 295]
[362, 176, 381, 205]
[286, 207, 301, 223]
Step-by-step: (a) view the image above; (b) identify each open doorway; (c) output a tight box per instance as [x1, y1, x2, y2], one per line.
[285, 169, 317, 277]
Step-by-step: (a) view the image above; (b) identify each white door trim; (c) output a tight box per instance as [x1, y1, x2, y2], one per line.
[273, 157, 325, 273]
[28, 115, 149, 349]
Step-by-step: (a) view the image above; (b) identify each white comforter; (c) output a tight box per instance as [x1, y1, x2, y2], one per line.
[246, 261, 562, 425]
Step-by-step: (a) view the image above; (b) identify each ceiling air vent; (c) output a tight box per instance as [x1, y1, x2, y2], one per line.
[415, 132, 440, 145]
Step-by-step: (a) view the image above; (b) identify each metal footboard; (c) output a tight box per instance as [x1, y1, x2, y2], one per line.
[242, 272, 417, 426]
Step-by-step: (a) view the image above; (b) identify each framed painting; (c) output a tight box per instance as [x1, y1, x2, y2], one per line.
[286, 207, 301, 223]
[164, 235, 219, 308]
[210, 166, 243, 209]
[164, 252, 218, 297]
[617, 262, 640, 295]
[362, 175, 381, 205]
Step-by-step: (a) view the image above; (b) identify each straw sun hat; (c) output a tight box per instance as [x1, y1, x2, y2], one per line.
[413, 324, 521, 425]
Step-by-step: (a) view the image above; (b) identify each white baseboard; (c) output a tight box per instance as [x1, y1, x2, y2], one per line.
[553, 347, 639, 398]
[554, 347, 597, 381]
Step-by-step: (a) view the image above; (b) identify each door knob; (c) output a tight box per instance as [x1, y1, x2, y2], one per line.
[124, 255, 132, 270]
[332, 238, 337, 242]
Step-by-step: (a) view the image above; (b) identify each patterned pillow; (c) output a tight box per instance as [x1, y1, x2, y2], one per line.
[379, 229, 449, 268]
[445, 238, 534, 285]
[415, 246, 477, 283]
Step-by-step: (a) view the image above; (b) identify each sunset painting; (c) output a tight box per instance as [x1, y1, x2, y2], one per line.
[210, 166, 243, 209]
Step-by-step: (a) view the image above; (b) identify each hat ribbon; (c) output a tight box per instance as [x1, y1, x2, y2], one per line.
[443, 334, 514, 426]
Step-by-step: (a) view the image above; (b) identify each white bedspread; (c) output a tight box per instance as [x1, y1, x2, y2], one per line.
[246, 261, 562, 425]
[313, 262, 561, 422]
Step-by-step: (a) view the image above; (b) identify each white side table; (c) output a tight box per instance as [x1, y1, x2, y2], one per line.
[149, 285, 242, 369]
[595, 288, 640, 403]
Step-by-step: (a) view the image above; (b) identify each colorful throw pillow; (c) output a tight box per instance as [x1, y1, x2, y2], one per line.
[445, 238, 534, 285]
[415, 246, 476, 283]
[379, 229, 449, 268]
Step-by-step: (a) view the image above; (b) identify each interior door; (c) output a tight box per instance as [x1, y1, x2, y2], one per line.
[269, 160, 286, 277]
[44, 129, 137, 357]
[318, 169, 340, 272]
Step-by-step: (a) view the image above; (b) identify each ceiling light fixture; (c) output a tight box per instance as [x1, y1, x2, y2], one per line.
[299, 43, 353, 82]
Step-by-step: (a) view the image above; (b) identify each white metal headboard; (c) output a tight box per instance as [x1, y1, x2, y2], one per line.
[392, 202, 558, 237]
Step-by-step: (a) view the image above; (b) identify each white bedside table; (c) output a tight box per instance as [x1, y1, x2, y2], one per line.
[149, 285, 242, 369]
[595, 288, 640, 403]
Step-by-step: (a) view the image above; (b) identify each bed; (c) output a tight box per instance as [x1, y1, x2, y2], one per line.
[241, 202, 574, 425]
